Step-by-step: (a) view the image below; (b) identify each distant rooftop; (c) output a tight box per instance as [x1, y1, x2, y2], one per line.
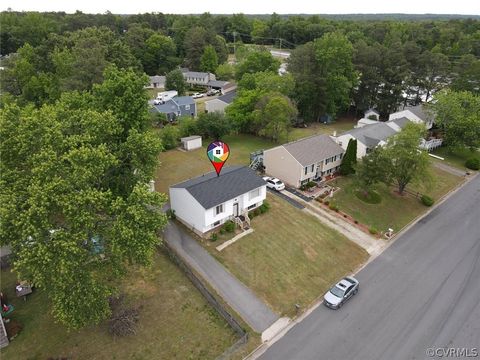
[217, 90, 237, 104]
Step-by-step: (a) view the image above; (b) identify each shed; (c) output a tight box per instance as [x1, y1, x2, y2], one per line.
[181, 136, 202, 151]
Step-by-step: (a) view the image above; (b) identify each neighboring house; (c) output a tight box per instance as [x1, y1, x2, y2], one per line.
[206, 80, 236, 94]
[152, 96, 196, 121]
[205, 90, 237, 114]
[389, 104, 434, 129]
[182, 70, 216, 86]
[364, 108, 380, 120]
[181, 136, 202, 151]
[355, 118, 378, 128]
[336, 117, 411, 158]
[169, 166, 267, 236]
[263, 134, 345, 188]
[146, 75, 165, 89]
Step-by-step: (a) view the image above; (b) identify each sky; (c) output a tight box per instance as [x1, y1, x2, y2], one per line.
[2, 0, 480, 15]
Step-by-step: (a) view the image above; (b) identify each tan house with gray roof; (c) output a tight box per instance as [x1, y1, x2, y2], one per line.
[263, 134, 345, 188]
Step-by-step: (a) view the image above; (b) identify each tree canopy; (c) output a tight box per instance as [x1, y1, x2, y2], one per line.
[0, 67, 167, 329]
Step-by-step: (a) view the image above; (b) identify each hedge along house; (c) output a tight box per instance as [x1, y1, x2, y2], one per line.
[169, 166, 267, 237]
[263, 134, 345, 188]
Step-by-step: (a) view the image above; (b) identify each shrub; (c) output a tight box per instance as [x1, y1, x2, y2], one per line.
[369, 227, 378, 235]
[324, 200, 330, 206]
[219, 228, 225, 235]
[259, 201, 270, 214]
[306, 181, 317, 188]
[210, 233, 218, 242]
[5, 319, 22, 340]
[253, 208, 261, 216]
[166, 208, 176, 220]
[329, 203, 339, 211]
[421, 195, 435, 207]
[223, 220, 235, 233]
[160, 125, 180, 150]
[465, 157, 480, 170]
[343, 214, 347, 218]
[316, 198, 323, 203]
[354, 220, 359, 224]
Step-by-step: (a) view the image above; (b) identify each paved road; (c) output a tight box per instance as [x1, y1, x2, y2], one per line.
[163, 222, 279, 333]
[260, 175, 480, 360]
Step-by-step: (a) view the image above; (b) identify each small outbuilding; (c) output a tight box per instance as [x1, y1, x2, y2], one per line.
[181, 136, 202, 151]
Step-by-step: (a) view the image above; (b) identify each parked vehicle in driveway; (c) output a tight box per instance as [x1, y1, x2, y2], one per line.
[207, 89, 220, 96]
[192, 92, 204, 99]
[263, 176, 285, 191]
[324, 276, 359, 309]
[155, 90, 178, 104]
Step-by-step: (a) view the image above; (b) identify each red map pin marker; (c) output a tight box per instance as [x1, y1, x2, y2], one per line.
[207, 141, 230, 176]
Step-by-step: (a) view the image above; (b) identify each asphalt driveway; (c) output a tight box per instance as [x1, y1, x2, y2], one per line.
[163, 221, 279, 333]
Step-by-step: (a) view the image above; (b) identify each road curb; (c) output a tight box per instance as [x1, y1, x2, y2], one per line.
[244, 172, 478, 360]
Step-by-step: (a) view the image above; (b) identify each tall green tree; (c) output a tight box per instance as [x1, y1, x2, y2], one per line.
[165, 69, 187, 95]
[339, 139, 357, 175]
[235, 51, 280, 81]
[254, 94, 298, 142]
[432, 90, 480, 150]
[200, 45, 218, 73]
[196, 112, 231, 139]
[0, 68, 167, 329]
[314, 32, 357, 118]
[143, 33, 178, 75]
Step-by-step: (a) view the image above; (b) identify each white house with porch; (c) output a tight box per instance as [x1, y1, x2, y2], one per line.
[169, 166, 266, 236]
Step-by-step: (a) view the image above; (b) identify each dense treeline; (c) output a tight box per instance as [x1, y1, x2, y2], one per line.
[1, 11, 479, 118]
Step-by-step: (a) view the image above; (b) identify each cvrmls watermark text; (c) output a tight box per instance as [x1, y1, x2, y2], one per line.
[426, 347, 478, 358]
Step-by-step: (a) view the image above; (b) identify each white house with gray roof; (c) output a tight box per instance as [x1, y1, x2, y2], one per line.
[263, 134, 345, 188]
[169, 166, 266, 236]
[389, 104, 434, 129]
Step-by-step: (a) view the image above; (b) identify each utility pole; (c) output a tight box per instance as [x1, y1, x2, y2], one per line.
[279, 38, 282, 50]
[233, 31, 236, 60]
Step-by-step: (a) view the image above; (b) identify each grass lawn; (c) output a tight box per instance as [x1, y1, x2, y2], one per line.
[155, 117, 357, 194]
[431, 146, 480, 170]
[0, 251, 237, 360]
[329, 167, 463, 233]
[155, 134, 277, 194]
[288, 115, 357, 141]
[209, 194, 369, 317]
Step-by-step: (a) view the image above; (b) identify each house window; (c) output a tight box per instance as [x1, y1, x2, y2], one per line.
[185, 105, 190, 110]
[248, 204, 256, 210]
[340, 153, 343, 159]
[304, 166, 308, 175]
[215, 204, 224, 215]
[310, 164, 314, 172]
[249, 188, 260, 200]
[213, 220, 221, 227]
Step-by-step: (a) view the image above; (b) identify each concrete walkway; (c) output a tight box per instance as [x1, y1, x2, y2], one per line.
[163, 221, 279, 333]
[280, 191, 384, 255]
[432, 160, 467, 177]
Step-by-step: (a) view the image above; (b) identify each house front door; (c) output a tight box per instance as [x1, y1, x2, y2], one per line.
[233, 203, 239, 217]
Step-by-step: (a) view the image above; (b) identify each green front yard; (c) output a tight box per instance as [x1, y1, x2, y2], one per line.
[431, 146, 480, 170]
[209, 195, 369, 317]
[0, 251, 237, 360]
[329, 166, 463, 233]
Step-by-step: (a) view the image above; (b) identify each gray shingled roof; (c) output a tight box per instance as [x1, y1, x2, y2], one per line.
[183, 71, 211, 78]
[282, 134, 345, 166]
[389, 116, 411, 128]
[217, 90, 237, 104]
[342, 122, 398, 147]
[207, 80, 229, 88]
[173, 96, 195, 106]
[171, 166, 266, 209]
[399, 104, 434, 123]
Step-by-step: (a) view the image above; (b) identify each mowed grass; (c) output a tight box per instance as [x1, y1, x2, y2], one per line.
[329, 167, 463, 233]
[210, 195, 369, 317]
[155, 118, 357, 194]
[431, 146, 480, 170]
[0, 251, 237, 360]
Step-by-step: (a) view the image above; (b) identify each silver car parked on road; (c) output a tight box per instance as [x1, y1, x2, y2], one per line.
[323, 276, 359, 309]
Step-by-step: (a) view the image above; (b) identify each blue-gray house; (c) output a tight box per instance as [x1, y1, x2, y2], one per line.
[152, 96, 196, 121]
